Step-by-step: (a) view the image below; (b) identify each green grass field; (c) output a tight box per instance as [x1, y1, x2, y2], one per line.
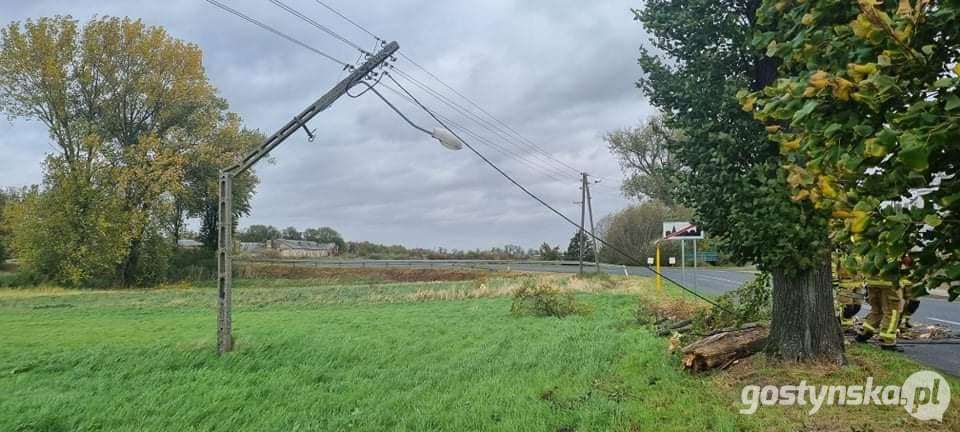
[1, 272, 956, 431]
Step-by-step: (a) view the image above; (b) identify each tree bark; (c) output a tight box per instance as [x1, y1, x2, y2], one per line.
[768, 256, 845, 363]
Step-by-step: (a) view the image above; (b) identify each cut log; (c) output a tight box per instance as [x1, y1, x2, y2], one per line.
[681, 325, 769, 372]
[656, 319, 694, 336]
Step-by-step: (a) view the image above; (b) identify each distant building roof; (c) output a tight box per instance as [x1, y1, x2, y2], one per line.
[177, 239, 203, 248]
[240, 242, 265, 252]
[271, 239, 337, 251]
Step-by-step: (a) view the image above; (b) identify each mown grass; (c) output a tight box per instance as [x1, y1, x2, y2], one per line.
[0, 272, 956, 431]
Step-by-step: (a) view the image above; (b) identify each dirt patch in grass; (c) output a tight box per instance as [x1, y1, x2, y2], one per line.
[236, 263, 501, 283]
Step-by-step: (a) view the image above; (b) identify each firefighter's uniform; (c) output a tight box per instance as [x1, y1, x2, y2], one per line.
[833, 261, 864, 331]
[857, 275, 902, 347]
[899, 276, 920, 330]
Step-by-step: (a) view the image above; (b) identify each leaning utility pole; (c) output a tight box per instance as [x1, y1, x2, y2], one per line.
[578, 173, 587, 274]
[217, 41, 399, 355]
[585, 175, 600, 272]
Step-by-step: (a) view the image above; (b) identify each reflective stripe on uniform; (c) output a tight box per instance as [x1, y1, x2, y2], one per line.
[885, 310, 899, 336]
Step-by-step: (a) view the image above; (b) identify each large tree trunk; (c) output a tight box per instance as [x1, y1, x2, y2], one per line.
[768, 256, 845, 363]
[119, 237, 142, 287]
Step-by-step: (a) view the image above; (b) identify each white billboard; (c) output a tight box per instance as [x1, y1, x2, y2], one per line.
[662, 221, 703, 240]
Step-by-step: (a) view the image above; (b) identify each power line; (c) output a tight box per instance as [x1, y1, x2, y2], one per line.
[388, 67, 582, 180]
[314, 0, 381, 41]
[268, 0, 368, 54]
[212, 0, 577, 185]
[292, 1, 579, 181]
[394, 59, 585, 175]
[204, 0, 350, 67]
[311, 0, 588, 177]
[378, 82, 579, 184]
[386, 72, 729, 312]
[211, 0, 711, 309]
[284, 0, 579, 183]
[387, 70, 580, 182]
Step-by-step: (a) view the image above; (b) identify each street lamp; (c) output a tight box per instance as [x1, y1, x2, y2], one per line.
[430, 127, 464, 151]
[355, 80, 464, 152]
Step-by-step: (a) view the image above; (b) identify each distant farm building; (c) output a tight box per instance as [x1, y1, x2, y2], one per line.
[239, 242, 266, 253]
[267, 239, 338, 258]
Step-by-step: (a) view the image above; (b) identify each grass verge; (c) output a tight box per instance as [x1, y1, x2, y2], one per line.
[0, 273, 955, 431]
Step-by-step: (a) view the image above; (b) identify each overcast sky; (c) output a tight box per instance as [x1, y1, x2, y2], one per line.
[0, 0, 655, 251]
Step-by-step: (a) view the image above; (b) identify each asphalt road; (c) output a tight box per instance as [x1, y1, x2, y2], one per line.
[859, 298, 960, 376]
[258, 258, 959, 375]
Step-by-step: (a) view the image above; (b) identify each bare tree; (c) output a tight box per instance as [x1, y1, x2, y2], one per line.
[605, 115, 680, 205]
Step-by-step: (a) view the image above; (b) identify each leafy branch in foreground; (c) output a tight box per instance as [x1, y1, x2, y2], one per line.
[743, 0, 959, 300]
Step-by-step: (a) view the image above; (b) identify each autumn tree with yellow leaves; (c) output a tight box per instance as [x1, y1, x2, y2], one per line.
[743, 0, 959, 301]
[0, 16, 261, 286]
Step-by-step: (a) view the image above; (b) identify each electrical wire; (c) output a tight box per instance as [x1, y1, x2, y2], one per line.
[208, 0, 573, 186]
[268, 0, 368, 54]
[314, 0, 381, 41]
[384, 73, 579, 183]
[354, 82, 430, 135]
[204, 0, 350, 67]
[385, 71, 730, 312]
[292, 0, 582, 182]
[377, 82, 579, 184]
[311, 0, 590, 178]
[387, 67, 581, 180]
[211, 0, 718, 311]
[393, 60, 585, 175]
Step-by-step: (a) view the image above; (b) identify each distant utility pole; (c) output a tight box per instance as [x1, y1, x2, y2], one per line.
[579, 173, 587, 274]
[216, 41, 399, 355]
[585, 175, 600, 273]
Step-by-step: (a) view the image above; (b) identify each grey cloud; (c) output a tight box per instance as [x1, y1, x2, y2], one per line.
[0, 0, 653, 250]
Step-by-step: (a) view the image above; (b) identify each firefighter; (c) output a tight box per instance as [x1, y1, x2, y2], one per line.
[899, 255, 920, 330]
[833, 254, 864, 331]
[856, 266, 902, 350]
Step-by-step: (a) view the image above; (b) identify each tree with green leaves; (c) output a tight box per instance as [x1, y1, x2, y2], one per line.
[281, 226, 303, 240]
[538, 242, 561, 261]
[605, 115, 681, 205]
[597, 201, 689, 265]
[634, 0, 844, 362]
[564, 230, 596, 263]
[744, 0, 959, 301]
[0, 16, 259, 286]
[6, 164, 130, 286]
[304, 227, 346, 252]
[237, 224, 282, 243]
[0, 187, 27, 264]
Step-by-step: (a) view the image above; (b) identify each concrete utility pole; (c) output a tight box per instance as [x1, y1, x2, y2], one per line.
[585, 175, 600, 273]
[216, 41, 399, 355]
[578, 173, 587, 274]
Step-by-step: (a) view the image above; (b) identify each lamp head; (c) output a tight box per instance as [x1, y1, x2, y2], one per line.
[430, 127, 464, 151]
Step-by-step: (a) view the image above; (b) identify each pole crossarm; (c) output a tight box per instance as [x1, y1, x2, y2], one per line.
[225, 41, 399, 176]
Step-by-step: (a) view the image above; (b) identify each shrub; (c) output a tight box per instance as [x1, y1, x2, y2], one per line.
[510, 279, 589, 318]
[166, 248, 217, 281]
[634, 301, 655, 325]
[691, 272, 771, 333]
[0, 269, 43, 288]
